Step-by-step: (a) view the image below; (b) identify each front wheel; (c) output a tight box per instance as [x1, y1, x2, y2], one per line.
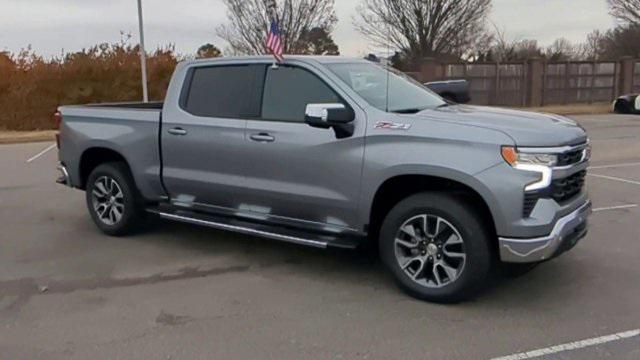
[379, 192, 493, 303]
[85, 162, 144, 236]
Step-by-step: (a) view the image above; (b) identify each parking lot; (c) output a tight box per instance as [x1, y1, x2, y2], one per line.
[1, 114, 639, 359]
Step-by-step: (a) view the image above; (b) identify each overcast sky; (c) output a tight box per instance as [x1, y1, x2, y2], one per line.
[0, 0, 616, 58]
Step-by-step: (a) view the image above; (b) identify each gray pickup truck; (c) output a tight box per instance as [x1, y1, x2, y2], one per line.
[56, 56, 591, 302]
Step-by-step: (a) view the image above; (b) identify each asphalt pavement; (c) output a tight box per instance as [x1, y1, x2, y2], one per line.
[1, 114, 639, 359]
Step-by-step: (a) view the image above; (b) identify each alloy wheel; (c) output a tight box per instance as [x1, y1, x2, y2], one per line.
[91, 176, 125, 226]
[394, 214, 466, 288]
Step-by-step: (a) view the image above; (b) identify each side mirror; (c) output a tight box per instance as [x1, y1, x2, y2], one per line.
[305, 103, 355, 139]
[305, 104, 355, 128]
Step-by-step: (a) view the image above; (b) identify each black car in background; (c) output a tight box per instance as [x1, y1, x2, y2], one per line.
[424, 79, 471, 104]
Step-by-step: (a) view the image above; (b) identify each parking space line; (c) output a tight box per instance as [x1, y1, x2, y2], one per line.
[26, 143, 56, 163]
[593, 204, 638, 212]
[588, 173, 640, 186]
[491, 329, 640, 360]
[589, 161, 640, 170]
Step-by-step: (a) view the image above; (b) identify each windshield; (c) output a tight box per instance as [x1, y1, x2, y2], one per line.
[327, 62, 446, 113]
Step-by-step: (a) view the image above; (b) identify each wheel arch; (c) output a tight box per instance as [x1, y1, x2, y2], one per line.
[366, 173, 499, 248]
[78, 147, 134, 190]
[613, 98, 631, 114]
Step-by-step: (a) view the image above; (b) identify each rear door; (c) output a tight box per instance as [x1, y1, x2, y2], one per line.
[161, 64, 263, 210]
[242, 64, 366, 231]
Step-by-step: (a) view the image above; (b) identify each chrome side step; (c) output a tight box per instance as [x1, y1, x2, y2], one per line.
[148, 206, 364, 250]
[157, 211, 331, 249]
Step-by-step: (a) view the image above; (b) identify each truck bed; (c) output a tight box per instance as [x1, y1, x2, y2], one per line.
[58, 102, 164, 201]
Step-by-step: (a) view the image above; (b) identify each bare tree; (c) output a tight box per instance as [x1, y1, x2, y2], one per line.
[545, 38, 577, 61]
[577, 30, 604, 60]
[216, 0, 337, 55]
[469, 24, 545, 63]
[354, 0, 492, 66]
[608, 0, 640, 25]
[588, 24, 640, 60]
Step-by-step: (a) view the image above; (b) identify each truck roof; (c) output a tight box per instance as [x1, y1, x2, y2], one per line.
[183, 55, 369, 67]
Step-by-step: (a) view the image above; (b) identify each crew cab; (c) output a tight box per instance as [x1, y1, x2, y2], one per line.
[56, 56, 591, 302]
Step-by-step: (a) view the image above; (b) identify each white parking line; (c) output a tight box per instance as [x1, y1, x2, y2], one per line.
[588, 173, 640, 186]
[589, 161, 640, 170]
[491, 329, 640, 360]
[593, 204, 638, 212]
[26, 143, 56, 163]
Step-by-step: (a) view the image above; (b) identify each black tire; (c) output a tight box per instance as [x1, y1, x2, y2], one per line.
[85, 162, 145, 236]
[379, 192, 493, 303]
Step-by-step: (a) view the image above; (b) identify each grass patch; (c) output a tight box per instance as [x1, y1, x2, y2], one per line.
[0, 130, 56, 144]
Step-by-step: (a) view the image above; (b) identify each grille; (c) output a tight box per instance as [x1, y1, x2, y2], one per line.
[523, 193, 539, 218]
[552, 170, 586, 202]
[557, 149, 584, 167]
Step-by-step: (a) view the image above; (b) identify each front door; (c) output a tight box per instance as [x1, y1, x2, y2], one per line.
[242, 64, 366, 231]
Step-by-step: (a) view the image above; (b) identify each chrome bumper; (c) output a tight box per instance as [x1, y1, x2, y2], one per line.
[56, 162, 72, 187]
[499, 200, 592, 263]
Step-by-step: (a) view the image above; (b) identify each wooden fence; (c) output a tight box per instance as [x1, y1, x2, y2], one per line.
[412, 57, 640, 107]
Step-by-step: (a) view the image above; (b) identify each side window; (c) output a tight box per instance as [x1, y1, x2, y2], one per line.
[261, 66, 343, 122]
[184, 65, 261, 118]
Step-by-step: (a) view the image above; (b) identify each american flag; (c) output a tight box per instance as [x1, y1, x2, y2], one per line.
[265, 0, 284, 62]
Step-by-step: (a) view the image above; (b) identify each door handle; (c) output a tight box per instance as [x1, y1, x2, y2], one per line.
[250, 133, 275, 142]
[168, 127, 187, 136]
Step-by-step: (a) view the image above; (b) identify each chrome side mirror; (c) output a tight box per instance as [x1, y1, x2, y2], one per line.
[304, 103, 356, 138]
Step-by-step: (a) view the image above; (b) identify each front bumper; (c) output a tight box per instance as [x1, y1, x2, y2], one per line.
[499, 200, 591, 263]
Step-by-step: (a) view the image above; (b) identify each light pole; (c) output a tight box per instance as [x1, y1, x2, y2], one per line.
[137, 0, 149, 103]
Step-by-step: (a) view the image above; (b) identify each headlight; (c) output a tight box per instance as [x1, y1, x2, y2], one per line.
[501, 147, 558, 167]
[501, 146, 554, 191]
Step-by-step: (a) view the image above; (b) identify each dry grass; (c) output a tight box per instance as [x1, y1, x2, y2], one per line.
[524, 102, 613, 116]
[0, 130, 56, 144]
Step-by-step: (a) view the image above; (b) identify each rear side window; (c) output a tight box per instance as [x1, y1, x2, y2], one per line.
[261, 66, 343, 122]
[184, 65, 261, 118]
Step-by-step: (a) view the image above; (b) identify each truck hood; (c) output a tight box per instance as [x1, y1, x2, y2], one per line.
[414, 105, 587, 147]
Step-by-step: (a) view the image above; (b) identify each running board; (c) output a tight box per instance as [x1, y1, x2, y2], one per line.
[148, 208, 362, 250]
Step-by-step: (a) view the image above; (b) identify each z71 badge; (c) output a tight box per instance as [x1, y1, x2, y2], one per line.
[374, 121, 412, 130]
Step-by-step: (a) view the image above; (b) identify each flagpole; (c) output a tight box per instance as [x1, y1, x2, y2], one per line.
[137, 0, 149, 103]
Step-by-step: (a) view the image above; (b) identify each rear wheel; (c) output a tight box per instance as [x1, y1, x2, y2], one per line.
[379, 192, 492, 303]
[85, 162, 144, 236]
